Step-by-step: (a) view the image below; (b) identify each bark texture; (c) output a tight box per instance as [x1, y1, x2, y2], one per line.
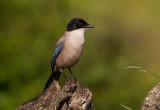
[141, 82, 160, 110]
[16, 77, 94, 110]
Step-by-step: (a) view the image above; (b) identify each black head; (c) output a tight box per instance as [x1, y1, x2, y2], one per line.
[67, 18, 94, 31]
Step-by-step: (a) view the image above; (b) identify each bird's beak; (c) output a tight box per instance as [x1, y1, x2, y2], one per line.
[84, 24, 95, 28]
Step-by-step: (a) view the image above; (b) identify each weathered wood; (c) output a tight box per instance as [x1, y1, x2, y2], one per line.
[16, 77, 94, 110]
[141, 83, 160, 110]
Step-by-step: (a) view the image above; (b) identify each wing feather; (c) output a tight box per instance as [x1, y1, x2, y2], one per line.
[51, 40, 65, 71]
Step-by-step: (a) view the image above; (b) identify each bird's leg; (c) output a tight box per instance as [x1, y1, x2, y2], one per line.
[68, 68, 74, 76]
[61, 72, 67, 80]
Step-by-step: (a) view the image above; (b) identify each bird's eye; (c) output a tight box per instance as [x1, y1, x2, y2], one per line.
[80, 23, 83, 26]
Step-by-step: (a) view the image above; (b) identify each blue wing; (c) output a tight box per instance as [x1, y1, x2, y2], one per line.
[51, 40, 65, 71]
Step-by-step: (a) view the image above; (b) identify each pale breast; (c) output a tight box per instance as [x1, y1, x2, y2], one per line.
[56, 29, 85, 69]
[63, 34, 84, 67]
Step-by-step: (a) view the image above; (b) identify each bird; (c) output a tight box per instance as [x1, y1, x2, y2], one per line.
[44, 18, 94, 90]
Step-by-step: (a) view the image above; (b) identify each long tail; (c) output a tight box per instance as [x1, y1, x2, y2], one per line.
[44, 70, 61, 91]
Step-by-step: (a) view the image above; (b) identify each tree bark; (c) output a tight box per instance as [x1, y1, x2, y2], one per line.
[16, 77, 95, 110]
[141, 82, 160, 110]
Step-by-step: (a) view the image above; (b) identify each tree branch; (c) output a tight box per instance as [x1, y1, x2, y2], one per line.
[16, 77, 94, 110]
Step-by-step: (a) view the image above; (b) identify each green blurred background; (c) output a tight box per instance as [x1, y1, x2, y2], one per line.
[1, 0, 160, 109]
